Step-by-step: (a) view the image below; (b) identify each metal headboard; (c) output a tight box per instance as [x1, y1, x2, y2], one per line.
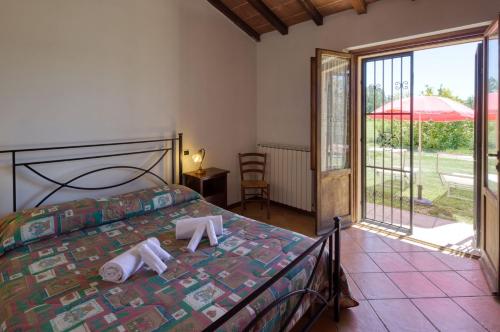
[0, 133, 183, 212]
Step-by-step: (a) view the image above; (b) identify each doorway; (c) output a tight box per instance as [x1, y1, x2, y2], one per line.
[361, 41, 481, 252]
[361, 53, 414, 234]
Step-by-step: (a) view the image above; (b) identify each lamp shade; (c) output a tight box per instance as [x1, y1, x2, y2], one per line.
[192, 149, 206, 173]
[192, 153, 203, 163]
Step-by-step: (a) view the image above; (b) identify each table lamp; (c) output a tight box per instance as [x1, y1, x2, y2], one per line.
[192, 148, 206, 174]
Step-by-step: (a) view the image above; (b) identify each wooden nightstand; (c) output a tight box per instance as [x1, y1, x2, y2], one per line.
[183, 167, 230, 208]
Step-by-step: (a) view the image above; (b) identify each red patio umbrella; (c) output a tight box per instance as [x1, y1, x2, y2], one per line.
[370, 96, 474, 204]
[370, 96, 474, 121]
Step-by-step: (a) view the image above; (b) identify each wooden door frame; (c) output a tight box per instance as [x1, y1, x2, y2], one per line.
[350, 53, 359, 224]
[480, 16, 500, 293]
[349, 25, 489, 226]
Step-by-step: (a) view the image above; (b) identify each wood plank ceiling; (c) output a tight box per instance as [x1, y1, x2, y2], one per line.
[207, 0, 379, 41]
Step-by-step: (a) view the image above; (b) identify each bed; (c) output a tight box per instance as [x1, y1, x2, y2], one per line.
[0, 135, 357, 332]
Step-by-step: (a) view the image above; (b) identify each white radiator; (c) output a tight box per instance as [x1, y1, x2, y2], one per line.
[257, 143, 312, 212]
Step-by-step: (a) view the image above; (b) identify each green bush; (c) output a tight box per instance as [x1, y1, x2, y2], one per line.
[374, 120, 474, 151]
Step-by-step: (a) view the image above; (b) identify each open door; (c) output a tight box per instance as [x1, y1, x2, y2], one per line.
[312, 49, 352, 235]
[480, 16, 500, 293]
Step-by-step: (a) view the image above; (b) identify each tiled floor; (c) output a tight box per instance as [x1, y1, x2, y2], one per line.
[230, 203, 500, 332]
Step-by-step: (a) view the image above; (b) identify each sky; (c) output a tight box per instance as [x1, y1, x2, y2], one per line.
[414, 41, 481, 100]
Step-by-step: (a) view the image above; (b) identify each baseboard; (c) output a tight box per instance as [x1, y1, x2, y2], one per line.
[227, 199, 314, 217]
[227, 201, 241, 210]
[340, 217, 353, 229]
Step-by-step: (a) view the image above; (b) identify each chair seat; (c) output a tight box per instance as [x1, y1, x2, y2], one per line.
[241, 180, 268, 189]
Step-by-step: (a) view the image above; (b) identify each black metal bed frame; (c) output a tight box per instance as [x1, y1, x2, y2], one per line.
[0, 134, 341, 331]
[0, 134, 184, 212]
[214, 218, 341, 332]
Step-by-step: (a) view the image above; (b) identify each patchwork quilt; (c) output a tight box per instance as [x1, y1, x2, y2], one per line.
[0, 185, 357, 332]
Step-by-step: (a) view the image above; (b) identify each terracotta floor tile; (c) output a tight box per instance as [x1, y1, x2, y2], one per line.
[346, 273, 365, 300]
[381, 237, 430, 252]
[412, 298, 485, 331]
[430, 252, 481, 270]
[387, 272, 445, 298]
[369, 253, 416, 272]
[341, 253, 382, 273]
[400, 252, 451, 271]
[354, 236, 394, 253]
[423, 271, 486, 297]
[305, 310, 338, 332]
[456, 270, 492, 294]
[342, 237, 365, 254]
[453, 296, 500, 331]
[370, 299, 436, 331]
[350, 273, 405, 299]
[336, 300, 387, 332]
[345, 226, 381, 239]
[235, 204, 490, 332]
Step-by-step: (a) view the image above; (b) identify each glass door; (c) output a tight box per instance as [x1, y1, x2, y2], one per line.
[312, 49, 352, 235]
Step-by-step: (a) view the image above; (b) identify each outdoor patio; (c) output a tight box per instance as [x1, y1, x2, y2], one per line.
[365, 203, 476, 254]
[364, 93, 479, 253]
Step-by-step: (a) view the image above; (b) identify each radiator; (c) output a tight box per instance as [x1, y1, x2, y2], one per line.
[257, 143, 312, 212]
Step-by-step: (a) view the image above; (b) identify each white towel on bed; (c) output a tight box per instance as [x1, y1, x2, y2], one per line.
[99, 237, 171, 283]
[99, 244, 144, 283]
[146, 238, 173, 261]
[175, 216, 223, 240]
[138, 243, 167, 274]
[206, 220, 218, 246]
[186, 223, 206, 253]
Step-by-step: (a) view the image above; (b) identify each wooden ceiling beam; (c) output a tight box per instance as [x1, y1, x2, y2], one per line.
[207, 0, 261, 41]
[351, 0, 367, 14]
[297, 0, 323, 26]
[248, 0, 288, 35]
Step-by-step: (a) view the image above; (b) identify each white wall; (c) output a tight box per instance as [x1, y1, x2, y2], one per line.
[0, 0, 256, 215]
[256, 0, 500, 146]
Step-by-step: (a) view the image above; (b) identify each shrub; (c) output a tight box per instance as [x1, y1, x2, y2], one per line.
[374, 120, 474, 151]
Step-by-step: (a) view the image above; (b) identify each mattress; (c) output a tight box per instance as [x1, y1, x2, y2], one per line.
[0, 185, 357, 332]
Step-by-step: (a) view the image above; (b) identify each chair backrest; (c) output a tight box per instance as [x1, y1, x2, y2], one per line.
[239, 153, 266, 181]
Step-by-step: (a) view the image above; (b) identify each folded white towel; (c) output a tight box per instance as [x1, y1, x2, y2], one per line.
[187, 223, 206, 253]
[175, 216, 223, 240]
[100, 237, 171, 283]
[138, 243, 167, 275]
[206, 220, 218, 246]
[146, 238, 173, 261]
[99, 244, 144, 283]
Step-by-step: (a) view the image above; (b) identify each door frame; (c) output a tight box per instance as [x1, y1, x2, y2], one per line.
[479, 16, 500, 293]
[350, 27, 488, 230]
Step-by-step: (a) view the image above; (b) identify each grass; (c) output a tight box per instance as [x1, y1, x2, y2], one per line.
[364, 149, 475, 224]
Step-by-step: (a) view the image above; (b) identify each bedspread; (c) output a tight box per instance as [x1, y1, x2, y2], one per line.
[0, 185, 357, 332]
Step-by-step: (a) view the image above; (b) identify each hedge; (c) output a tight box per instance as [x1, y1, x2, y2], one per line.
[372, 120, 474, 151]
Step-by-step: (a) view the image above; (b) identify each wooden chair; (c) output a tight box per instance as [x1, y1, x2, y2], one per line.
[239, 152, 270, 218]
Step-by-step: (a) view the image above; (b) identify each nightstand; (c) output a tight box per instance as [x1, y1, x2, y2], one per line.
[183, 167, 230, 208]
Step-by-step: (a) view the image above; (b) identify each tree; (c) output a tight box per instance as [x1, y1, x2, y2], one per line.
[365, 84, 405, 114]
[365, 84, 384, 114]
[371, 84, 475, 151]
[489, 77, 498, 92]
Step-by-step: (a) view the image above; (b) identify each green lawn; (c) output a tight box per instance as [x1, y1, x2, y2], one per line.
[364, 150, 475, 224]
